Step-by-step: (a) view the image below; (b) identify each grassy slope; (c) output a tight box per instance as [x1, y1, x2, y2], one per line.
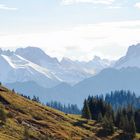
[0, 85, 123, 140]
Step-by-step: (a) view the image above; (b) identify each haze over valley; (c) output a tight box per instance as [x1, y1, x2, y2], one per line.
[1, 0, 140, 139]
[1, 43, 140, 106]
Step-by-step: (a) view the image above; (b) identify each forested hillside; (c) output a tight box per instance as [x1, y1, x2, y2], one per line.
[82, 92, 140, 140]
[0, 84, 129, 140]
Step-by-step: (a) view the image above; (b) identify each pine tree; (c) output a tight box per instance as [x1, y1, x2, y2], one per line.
[12, 89, 15, 93]
[82, 99, 92, 119]
[97, 112, 103, 122]
[32, 96, 40, 103]
[129, 117, 136, 137]
[115, 109, 121, 127]
[102, 115, 114, 135]
[119, 113, 129, 132]
[135, 110, 140, 132]
[123, 114, 129, 132]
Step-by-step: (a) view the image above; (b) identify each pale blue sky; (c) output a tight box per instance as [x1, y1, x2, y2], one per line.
[0, 0, 140, 60]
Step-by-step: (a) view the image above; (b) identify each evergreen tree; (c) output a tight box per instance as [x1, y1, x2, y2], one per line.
[105, 90, 140, 109]
[97, 112, 103, 122]
[129, 117, 136, 137]
[124, 115, 129, 132]
[32, 96, 40, 103]
[102, 115, 114, 135]
[82, 99, 92, 119]
[46, 101, 81, 114]
[135, 110, 140, 132]
[12, 89, 15, 93]
[82, 92, 140, 137]
[115, 108, 121, 127]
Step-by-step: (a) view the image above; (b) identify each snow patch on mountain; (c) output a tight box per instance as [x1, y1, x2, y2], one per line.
[15, 47, 113, 84]
[0, 47, 113, 85]
[0, 51, 61, 88]
[115, 43, 140, 68]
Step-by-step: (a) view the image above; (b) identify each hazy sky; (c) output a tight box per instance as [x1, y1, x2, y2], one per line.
[0, 0, 140, 61]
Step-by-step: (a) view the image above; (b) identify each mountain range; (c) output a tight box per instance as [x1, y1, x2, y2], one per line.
[0, 47, 112, 87]
[3, 43, 140, 107]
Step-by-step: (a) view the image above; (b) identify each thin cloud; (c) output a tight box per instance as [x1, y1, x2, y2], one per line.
[0, 4, 17, 11]
[1, 20, 140, 61]
[61, 0, 115, 5]
[107, 6, 122, 9]
[134, 2, 140, 9]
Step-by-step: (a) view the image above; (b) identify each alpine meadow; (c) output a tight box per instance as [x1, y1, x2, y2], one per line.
[0, 0, 140, 139]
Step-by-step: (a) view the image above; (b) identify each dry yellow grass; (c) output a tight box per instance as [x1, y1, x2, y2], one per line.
[0, 86, 96, 140]
[0, 85, 122, 140]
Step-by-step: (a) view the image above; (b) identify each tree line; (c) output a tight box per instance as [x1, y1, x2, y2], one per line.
[82, 90, 140, 138]
[46, 101, 81, 114]
[105, 90, 140, 109]
[21, 94, 81, 114]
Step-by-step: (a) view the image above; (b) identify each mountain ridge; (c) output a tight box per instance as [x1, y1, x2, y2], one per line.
[114, 43, 140, 68]
[6, 67, 140, 107]
[0, 47, 112, 85]
[4, 43, 140, 107]
[0, 52, 60, 88]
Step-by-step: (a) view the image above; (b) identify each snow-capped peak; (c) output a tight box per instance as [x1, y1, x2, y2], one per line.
[0, 52, 61, 88]
[15, 46, 59, 66]
[0, 46, 113, 85]
[126, 43, 140, 58]
[114, 43, 140, 69]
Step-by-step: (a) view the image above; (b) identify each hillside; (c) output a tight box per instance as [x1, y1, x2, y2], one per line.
[0, 85, 126, 140]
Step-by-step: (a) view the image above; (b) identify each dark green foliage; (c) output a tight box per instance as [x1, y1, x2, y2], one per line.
[82, 99, 92, 119]
[135, 110, 140, 132]
[21, 94, 31, 100]
[83, 96, 114, 121]
[105, 90, 140, 109]
[97, 112, 103, 122]
[115, 106, 136, 137]
[82, 96, 115, 135]
[12, 89, 15, 93]
[21, 94, 81, 115]
[119, 114, 129, 131]
[46, 101, 81, 115]
[82, 91, 139, 137]
[32, 96, 40, 103]
[102, 115, 114, 135]
[129, 117, 136, 137]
